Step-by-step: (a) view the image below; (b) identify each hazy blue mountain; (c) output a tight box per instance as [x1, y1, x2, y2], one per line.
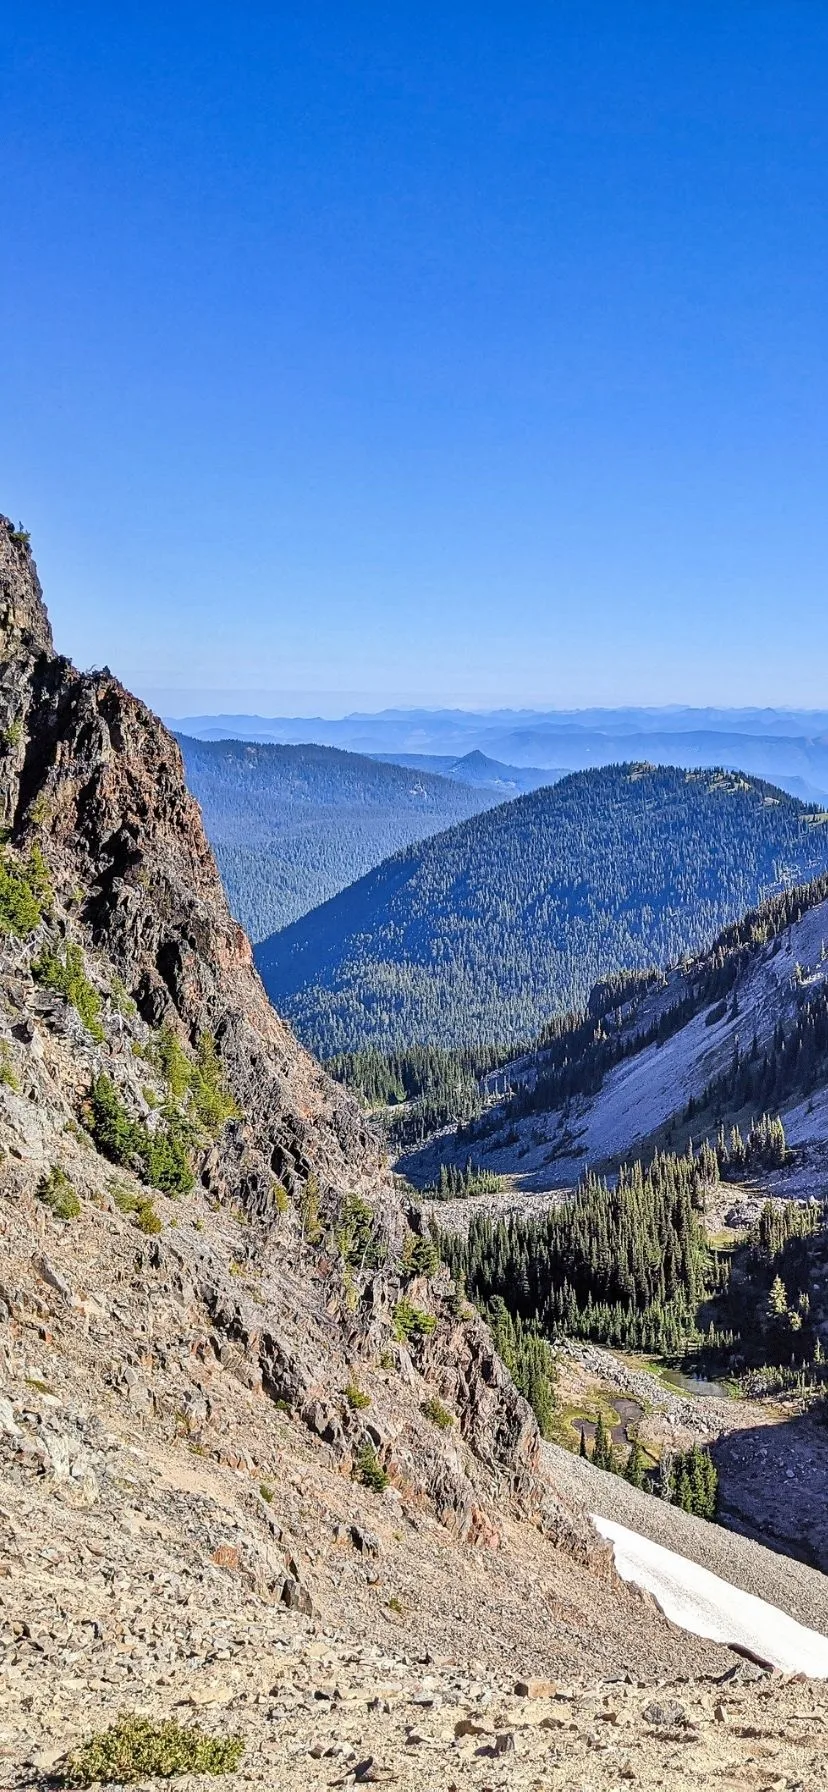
[177, 735, 498, 941]
[255, 765, 828, 1055]
[369, 750, 566, 795]
[168, 708, 828, 797]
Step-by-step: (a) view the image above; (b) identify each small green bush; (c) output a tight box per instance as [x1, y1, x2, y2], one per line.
[354, 1444, 389, 1492]
[421, 1394, 453, 1430]
[259, 1481, 274, 1502]
[38, 1166, 81, 1221]
[109, 974, 136, 1018]
[33, 942, 104, 1043]
[0, 844, 51, 937]
[0, 1041, 19, 1090]
[88, 1074, 194, 1195]
[148, 1026, 237, 1137]
[344, 1381, 371, 1411]
[336, 1191, 384, 1269]
[271, 1178, 290, 1214]
[57, 1714, 245, 1785]
[401, 1230, 439, 1279]
[135, 1198, 162, 1235]
[300, 1171, 323, 1244]
[111, 1183, 139, 1214]
[392, 1298, 437, 1343]
[1, 718, 23, 750]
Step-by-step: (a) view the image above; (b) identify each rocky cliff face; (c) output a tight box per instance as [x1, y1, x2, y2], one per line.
[0, 520, 387, 1223]
[0, 514, 547, 1536]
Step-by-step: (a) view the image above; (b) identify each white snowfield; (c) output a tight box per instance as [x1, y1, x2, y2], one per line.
[593, 1513, 828, 1677]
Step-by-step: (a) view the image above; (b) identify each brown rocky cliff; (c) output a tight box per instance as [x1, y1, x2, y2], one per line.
[0, 515, 388, 1220]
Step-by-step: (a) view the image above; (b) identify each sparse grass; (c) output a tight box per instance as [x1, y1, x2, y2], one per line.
[38, 1166, 81, 1221]
[421, 1394, 453, 1430]
[56, 1714, 245, 1784]
[344, 1381, 371, 1411]
[111, 1183, 140, 1214]
[25, 1376, 53, 1396]
[387, 1595, 404, 1615]
[259, 1482, 274, 1503]
[354, 1444, 389, 1492]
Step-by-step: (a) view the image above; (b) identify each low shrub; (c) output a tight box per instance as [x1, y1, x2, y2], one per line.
[401, 1230, 439, 1279]
[0, 843, 51, 937]
[0, 1041, 19, 1090]
[56, 1714, 245, 1785]
[134, 1198, 162, 1235]
[392, 1298, 437, 1343]
[354, 1444, 388, 1492]
[88, 1074, 193, 1195]
[344, 1381, 371, 1411]
[421, 1394, 453, 1430]
[38, 1166, 81, 1221]
[33, 943, 104, 1043]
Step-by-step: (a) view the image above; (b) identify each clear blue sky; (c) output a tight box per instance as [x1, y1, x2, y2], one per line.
[3, 4, 828, 713]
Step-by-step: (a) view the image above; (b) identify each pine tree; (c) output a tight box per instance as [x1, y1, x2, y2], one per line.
[579, 1426, 588, 1459]
[768, 1274, 788, 1319]
[592, 1411, 615, 1473]
[624, 1436, 645, 1489]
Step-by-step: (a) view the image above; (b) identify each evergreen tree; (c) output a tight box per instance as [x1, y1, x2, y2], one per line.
[624, 1437, 645, 1489]
[592, 1412, 615, 1473]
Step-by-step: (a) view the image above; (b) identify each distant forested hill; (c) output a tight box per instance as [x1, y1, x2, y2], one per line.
[255, 765, 828, 1054]
[178, 735, 496, 940]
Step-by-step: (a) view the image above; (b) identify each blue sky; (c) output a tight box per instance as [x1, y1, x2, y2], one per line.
[2, 4, 828, 713]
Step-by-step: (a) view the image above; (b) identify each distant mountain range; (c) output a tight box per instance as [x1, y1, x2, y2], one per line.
[255, 764, 828, 1056]
[167, 707, 828, 801]
[369, 750, 564, 796]
[177, 735, 498, 940]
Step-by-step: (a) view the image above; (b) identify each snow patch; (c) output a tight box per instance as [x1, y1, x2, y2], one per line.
[593, 1512, 828, 1676]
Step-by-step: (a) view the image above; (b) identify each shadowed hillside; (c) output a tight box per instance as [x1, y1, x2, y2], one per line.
[178, 734, 498, 939]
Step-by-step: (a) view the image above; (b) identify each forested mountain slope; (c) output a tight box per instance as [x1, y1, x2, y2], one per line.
[178, 734, 496, 940]
[256, 765, 828, 1056]
[426, 871, 828, 1189]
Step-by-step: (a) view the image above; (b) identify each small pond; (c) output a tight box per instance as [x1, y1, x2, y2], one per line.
[657, 1367, 734, 1400]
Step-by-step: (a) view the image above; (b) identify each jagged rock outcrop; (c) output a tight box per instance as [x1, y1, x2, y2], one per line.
[0, 519, 388, 1223]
